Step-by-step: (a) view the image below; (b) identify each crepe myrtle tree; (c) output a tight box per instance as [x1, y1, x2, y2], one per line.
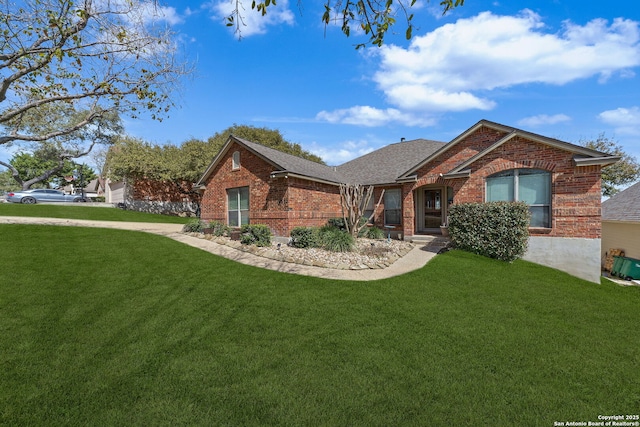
[0, 0, 190, 152]
[339, 183, 385, 237]
[225, 0, 465, 48]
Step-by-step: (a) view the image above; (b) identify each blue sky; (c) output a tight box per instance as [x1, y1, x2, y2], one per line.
[4, 0, 640, 168]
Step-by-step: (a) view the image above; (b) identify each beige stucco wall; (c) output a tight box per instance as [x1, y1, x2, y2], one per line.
[602, 221, 640, 261]
[106, 180, 125, 204]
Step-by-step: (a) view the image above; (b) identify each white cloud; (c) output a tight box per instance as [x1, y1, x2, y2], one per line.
[142, 4, 184, 26]
[374, 11, 640, 112]
[316, 106, 437, 127]
[517, 114, 571, 127]
[208, 0, 294, 37]
[97, 0, 184, 26]
[308, 139, 377, 165]
[319, 10, 640, 127]
[598, 107, 640, 135]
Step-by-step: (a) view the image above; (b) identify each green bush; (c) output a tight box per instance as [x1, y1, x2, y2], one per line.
[362, 226, 384, 240]
[90, 196, 106, 202]
[329, 217, 371, 237]
[319, 226, 354, 252]
[182, 218, 206, 233]
[448, 202, 530, 262]
[290, 226, 321, 248]
[326, 217, 347, 231]
[207, 221, 230, 237]
[240, 224, 272, 247]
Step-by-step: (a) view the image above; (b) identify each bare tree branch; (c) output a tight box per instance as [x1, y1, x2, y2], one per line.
[1, 0, 191, 148]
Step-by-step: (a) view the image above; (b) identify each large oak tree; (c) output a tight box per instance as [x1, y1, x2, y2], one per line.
[581, 134, 640, 197]
[0, 106, 121, 189]
[0, 0, 189, 155]
[227, 0, 465, 48]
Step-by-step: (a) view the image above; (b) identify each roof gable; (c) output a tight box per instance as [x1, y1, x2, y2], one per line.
[196, 135, 342, 186]
[400, 119, 619, 179]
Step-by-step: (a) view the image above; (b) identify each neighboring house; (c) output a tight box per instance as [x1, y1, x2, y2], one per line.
[61, 178, 104, 199]
[76, 178, 104, 199]
[601, 181, 640, 262]
[196, 119, 619, 283]
[105, 177, 200, 215]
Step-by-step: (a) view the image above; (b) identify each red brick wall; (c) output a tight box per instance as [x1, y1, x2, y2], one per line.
[200, 144, 283, 232]
[131, 178, 199, 203]
[401, 126, 602, 239]
[199, 143, 342, 236]
[286, 178, 342, 232]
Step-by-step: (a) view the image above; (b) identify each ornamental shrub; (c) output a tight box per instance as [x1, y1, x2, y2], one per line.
[319, 226, 354, 252]
[240, 224, 272, 247]
[182, 218, 206, 233]
[327, 217, 347, 231]
[290, 226, 321, 248]
[329, 217, 371, 237]
[448, 202, 530, 262]
[207, 220, 230, 237]
[362, 226, 384, 240]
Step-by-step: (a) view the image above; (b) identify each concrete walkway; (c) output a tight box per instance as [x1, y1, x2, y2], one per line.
[0, 216, 438, 281]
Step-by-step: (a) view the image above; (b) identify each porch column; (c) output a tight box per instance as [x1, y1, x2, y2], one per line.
[402, 184, 415, 238]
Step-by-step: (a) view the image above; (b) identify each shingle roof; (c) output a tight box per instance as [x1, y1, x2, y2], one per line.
[234, 136, 343, 183]
[197, 119, 619, 187]
[201, 136, 446, 186]
[337, 139, 446, 185]
[602, 181, 640, 223]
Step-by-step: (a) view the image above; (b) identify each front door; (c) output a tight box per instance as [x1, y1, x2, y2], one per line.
[424, 189, 442, 229]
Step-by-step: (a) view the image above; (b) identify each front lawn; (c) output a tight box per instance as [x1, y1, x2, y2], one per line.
[0, 203, 191, 223]
[1, 224, 638, 425]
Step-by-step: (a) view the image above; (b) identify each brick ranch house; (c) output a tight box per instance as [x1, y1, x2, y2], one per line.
[196, 119, 619, 283]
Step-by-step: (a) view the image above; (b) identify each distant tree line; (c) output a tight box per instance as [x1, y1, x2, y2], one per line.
[104, 124, 324, 184]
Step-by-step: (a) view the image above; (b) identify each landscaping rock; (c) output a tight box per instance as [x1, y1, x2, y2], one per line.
[187, 233, 415, 271]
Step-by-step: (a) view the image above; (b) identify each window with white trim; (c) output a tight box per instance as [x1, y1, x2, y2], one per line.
[486, 169, 551, 228]
[227, 187, 249, 227]
[384, 188, 402, 225]
[232, 151, 240, 170]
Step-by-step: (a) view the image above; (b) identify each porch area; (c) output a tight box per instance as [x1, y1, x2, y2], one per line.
[407, 234, 452, 253]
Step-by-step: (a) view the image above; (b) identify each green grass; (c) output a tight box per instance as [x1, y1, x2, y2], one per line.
[1, 225, 639, 426]
[0, 203, 191, 223]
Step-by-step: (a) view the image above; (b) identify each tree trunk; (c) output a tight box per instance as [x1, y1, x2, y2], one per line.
[339, 184, 383, 237]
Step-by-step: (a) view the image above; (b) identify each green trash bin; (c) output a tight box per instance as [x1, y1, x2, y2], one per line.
[616, 257, 632, 278]
[618, 257, 640, 280]
[611, 255, 626, 277]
